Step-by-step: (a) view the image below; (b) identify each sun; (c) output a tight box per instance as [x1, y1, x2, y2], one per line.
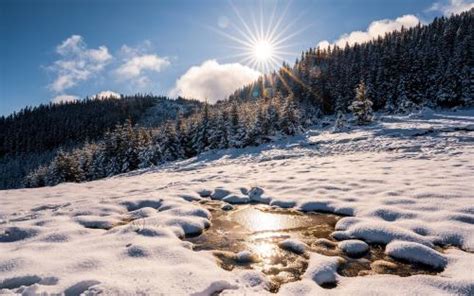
[254, 40, 274, 61]
[210, 2, 306, 73]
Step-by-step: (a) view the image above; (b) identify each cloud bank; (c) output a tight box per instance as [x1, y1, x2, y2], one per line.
[170, 60, 261, 103]
[49, 35, 112, 93]
[317, 15, 421, 48]
[430, 0, 474, 16]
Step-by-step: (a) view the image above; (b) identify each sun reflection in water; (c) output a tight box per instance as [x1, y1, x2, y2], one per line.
[232, 207, 305, 232]
[251, 241, 278, 261]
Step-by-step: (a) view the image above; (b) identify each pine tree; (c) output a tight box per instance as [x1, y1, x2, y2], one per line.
[192, 103, 210, 153]
[47, 149, 81, 185]
[279, 95, 301, 135]
[266, 100, 280, 135]
[349, 81, 374, 124]
[396, 77, 417, 114]
[159, 122, 182, 161]
[209, 110, 229, 149]
[228, 103, 245, 147]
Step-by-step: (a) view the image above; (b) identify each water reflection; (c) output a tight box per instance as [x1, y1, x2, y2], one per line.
[251, 241, 277, 260]
[231, 206, 312, 232]
[187, 203, 339, 291]
[186, 201, 442, 293]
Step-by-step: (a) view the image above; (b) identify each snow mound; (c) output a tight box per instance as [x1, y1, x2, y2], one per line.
[246, 187, 271, 204]
[298, 200, 335, 213]
[129, 207, 158, 219]
[385, 240, 448, 269]
[164, 216, 210, 236]
[338, 239, 369, 257]
[121, 199, 162, 211]
[190, 280, 237, 296]
[339, 221, 433, 247]
[248, 187, 264, 199]
[330, 231, 353, 241]
[74, 215, 123, 230]
[304, 253, 342, 286]
[314, 238, 338, 249]
[270, 199, 296, 208]
[211, 188, 230, 200]
[236, 251, 260, 263]
[222, 195, 251, 204]
[278, 239, 307, 254]
[197, 189, 212, 197]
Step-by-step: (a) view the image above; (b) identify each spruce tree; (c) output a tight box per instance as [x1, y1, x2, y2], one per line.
[192, 103, 210, 153]
[279, 95, 301, 135]
[349, 81, 374, 124]
[396, 77, 417, 114]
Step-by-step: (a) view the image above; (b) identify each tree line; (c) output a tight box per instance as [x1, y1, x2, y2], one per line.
[24, 95, 305, 187]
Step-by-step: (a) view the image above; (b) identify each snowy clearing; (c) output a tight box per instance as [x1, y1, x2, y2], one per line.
[1, 108, 474, 295]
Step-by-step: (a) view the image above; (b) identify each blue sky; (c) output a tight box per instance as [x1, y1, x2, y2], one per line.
[0, 0, 471, 116]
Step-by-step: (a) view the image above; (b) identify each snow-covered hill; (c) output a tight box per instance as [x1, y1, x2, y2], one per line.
[1, 108, 473, 295]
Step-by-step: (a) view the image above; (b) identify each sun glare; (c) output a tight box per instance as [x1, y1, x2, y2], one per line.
[210, 2, 306, 73]
[254, 40, 274, 61]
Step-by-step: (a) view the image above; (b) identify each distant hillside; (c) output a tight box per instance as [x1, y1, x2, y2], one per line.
[0, 95, 201, 189]
[0, 95, 201, 157]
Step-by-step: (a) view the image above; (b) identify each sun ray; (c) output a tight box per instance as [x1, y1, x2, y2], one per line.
[267, 0, 292, 43]
[229, 1, 259, 45]
[273, 24, 313, 48]
[207, 25, 254, 48]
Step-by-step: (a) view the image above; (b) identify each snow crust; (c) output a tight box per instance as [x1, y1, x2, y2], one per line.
[1, 109, 474, 294]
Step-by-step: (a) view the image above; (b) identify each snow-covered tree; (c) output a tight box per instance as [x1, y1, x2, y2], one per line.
[279, 95, 301, 135]
[209, 110, 229, 149]
[46, 149, 81, 185]
[349, 81, 374, 124]
[159, 123, 182, 161]
[228, 103, 245, 148]
[396, 78, 417, 114]
[192, 103, 210, 153]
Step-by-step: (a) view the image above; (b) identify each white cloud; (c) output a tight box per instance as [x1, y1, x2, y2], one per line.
[429, 0, 474, 16]
[170, 60, 261, 103]
[114, 42, 169, 88]
[92, 90, 121, 100]
[115, 54, 170, 80]
[51, 94, 79, 104]
[317, 15, 421, 48]
[49, 35, 112, 93]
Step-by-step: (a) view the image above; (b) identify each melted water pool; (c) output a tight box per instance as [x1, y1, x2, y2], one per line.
[187, 200, 441, 292]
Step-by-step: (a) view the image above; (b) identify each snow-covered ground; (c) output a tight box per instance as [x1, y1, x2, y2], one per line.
[1, 108, 473, 295]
